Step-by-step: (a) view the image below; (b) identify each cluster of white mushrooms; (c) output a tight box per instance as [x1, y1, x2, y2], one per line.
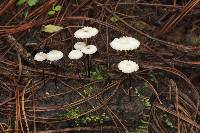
[34, 26, 140, 77]
[34, 27, 98, 63]
[69, 27, 99, 76]
[68, 27, 98, 60]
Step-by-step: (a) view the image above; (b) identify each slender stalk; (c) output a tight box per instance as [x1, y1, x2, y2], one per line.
[87, 54, 91, 77]
[106, 27, 110, 69]
[128, 74, 132, 101]
[55, 65, 58, 88]
[42, 68, 46, 86]
[83, 55, 87, 76]
[84, 38, 90, 77]
[125, 51, 128, 58]
[75, 60, 82, 80]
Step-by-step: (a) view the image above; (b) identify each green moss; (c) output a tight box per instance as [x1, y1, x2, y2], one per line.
[64, 107, 109, 126]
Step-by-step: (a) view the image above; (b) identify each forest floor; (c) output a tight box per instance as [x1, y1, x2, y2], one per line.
[0, 0, 200, 133]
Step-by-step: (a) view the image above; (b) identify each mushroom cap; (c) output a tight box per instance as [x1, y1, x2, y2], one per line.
[47, 50, 63, 62]
[74, 27, 99, 39]
[110, 36, 140, 51]
[81, 45, 97, 55]
[68, 50, 83, 60]
[74, 42, 87, 50]
[118, 60, 139, 73]
[34, 52, 47, 62]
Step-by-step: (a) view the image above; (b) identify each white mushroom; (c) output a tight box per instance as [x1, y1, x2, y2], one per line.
[68, 50, 83, 60]
[81, 45, 97, 55]
[74, 27, 99, 39]
[118, 60, 139, 73]
[74, 42, 87, 50]
[110, 37, 140, 51]
[34, 52, 47, 62]
[47, 50, 63, 62]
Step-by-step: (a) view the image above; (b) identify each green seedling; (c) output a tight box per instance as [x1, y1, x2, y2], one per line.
[17, 0, 39, 7]
[160, 114, 175, 128]
[110, 16, 118, 23]
[134, 84, 152, 132]
[23, 10, 29, 18]
[48, 4, 62, 16]
[83, 86, 93, 97]
[91, 68, 104, 80]
[135, 116, 149, 133]
[66, 107, 80, 119]
[135, 87, 151, 109]
[143, 97, 151, 108]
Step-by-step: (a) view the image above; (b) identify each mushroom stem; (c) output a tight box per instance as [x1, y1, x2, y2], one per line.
[125, 51, 130, 60]
[84, 58, 87, 76]
[107, 51, 110, 69]
[55, 65, 58, 88]
[75, 60, 82, 80]
[87, 54, 91, 77]
[42, 68, 46, 86]
[128, 74, 132, 101]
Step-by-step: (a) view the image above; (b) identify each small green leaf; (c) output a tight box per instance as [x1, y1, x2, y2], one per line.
[53, 5, 62, 12]
[42, 24, 63, 33]
[110, 16, 118, 23]
[28, 0, 39, 7]
[17, 0, 26, 6]
[48, 10, 56, 16]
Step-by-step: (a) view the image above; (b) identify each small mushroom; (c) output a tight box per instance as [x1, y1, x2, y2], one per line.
[34, 52, 47, 86]
[110, 36, 140, 51]
[80, 45, 97, 77]
[74, 27, 99, 39]
[118, 60, 139, 100]
[46, 50, 64, 88]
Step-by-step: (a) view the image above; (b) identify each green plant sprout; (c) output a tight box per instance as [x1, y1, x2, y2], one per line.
[135, 87, 151, 109]
[134, 83, 152, 132]
[135, 118, 149, 132]
[65, 107, 109, 126]
[48, 4, 62, 16]
[110, 16, 118, 23]
[91, 68, 104, 80]
[149, 74, 159, 88]
[160, 114, 175, 128]
[143, 97, 151, 109]
[17, 0, 39, 7]
[66, 107, 80, 119]
[83, 86, 93, 97]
